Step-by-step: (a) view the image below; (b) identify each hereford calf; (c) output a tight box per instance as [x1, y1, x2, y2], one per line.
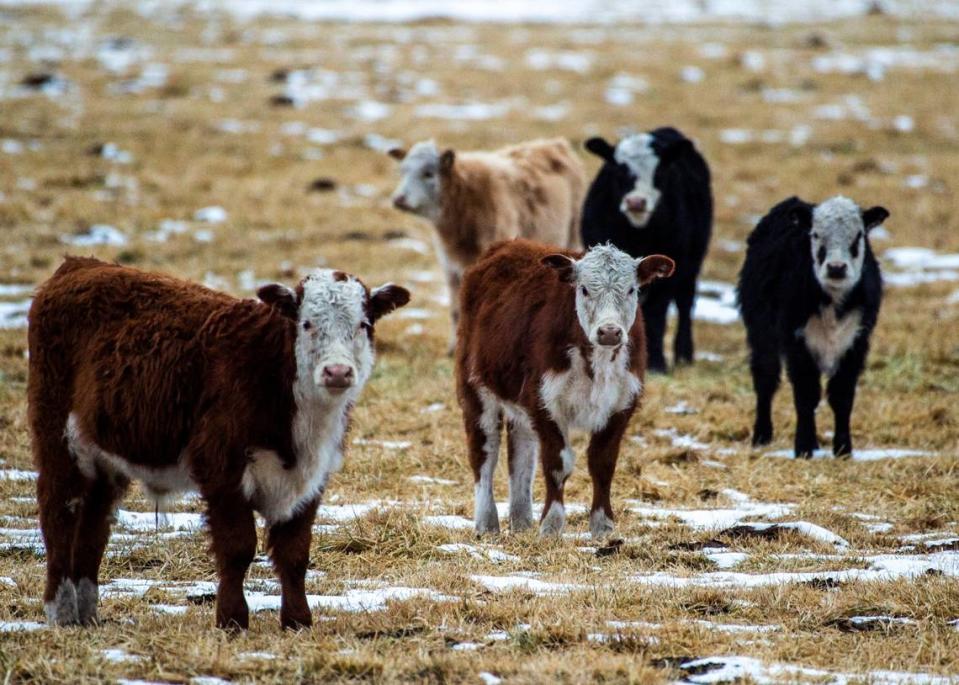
[457, 239, 674, 538]
[28, 257, 409, 630]
[582, 128, 712, 372]
[389, 138, 585, 351]
[738, 196, 887, 457]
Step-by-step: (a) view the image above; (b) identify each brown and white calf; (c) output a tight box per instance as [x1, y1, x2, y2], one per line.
[388, 138, 586, 351]
[28, 257, 409, 630]
[456, 239, 674, 538]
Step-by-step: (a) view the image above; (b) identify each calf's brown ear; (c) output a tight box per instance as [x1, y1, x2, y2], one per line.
[541, 254, 577, 283]
[862, 205, 889, 231]
[257, 283, 299, 320]
[636, 255, 675, 285]
[370, 283, 411, 322]
[388, 147, 407, 161]
[439, 149, 456, 175]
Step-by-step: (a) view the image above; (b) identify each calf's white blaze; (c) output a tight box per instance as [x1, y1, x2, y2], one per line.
[572, 244, 643, 346]
[614, 133, 661, 227]
[810, 196, 867, 297]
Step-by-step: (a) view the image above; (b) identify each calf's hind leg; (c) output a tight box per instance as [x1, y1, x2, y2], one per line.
[506, 418, 537, 533]
[461, 385, 502, 535]
[641, 286, 671, 373]
[749, 343, 781, 446]
[673, 273, 697, 366]
[70, 472, 128, 625]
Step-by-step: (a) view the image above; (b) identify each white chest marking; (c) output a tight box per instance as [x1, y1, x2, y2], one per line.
[539, 347, 641, 435]
[241, 397, 348, 525]
[803, 307, 862, 377]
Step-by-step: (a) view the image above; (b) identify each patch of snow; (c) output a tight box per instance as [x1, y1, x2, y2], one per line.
[0, 301, 31, 329]
[193, 206, 227, 223]
[470, 575, 584, 595]
[524, 49, 593, 73]
[626, 500, 795, 531]
[438, 543, 519, 563]
[479, 673, 502, 685]
[0, 469, 38, 482]
[0, 620, 45, 632]
[350, 100, 392, 122]
[101, 648, 144, 664]
[420, 402, 446, 414]
[415, 101, 512, 120]
[352, 438, 412, 450]
[408, 474, 456, 485]
[423, 515, 474, 530]
[680, 65, 705, 82]
[766, 447, 935, 461]
[730, 521, 850, 547]
[604, 72, 648, 106]
[396, 307, 432, 320]
[664, 401, 698, 415]
[115, 510, 205, 532]
[388, 237, 431, 255]
[61, 224, 127, 247]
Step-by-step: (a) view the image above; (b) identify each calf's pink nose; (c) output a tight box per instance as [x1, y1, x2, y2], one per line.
[597, 325, 623, 347]
[625, 196, 647, 212]
[321, 364, 354, 388]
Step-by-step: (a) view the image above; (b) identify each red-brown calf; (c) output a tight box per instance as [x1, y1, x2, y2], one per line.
[456, 239, 674, 538]
[28, 257, 409, 630]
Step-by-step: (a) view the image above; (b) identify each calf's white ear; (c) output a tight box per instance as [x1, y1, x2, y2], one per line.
[541, 254, 577, 283]
[257, 283, 299, 320]
[584, 137, 615, 161]
[862, 205, 889, 231]
[388, 147, 407, 161]
[370, 283, 411, 322]
[636, 255, 675, 285]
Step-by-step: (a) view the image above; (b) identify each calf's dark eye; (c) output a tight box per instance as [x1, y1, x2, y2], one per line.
[302, 321, 312, 331]
[850, 233, 861, 258]
[628, 287, 636, 295]
[580, 286, 589, 297]
[817, 245, 826, 264]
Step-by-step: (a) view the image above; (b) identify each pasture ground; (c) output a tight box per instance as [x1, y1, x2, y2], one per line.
[0, 4, 958, 683]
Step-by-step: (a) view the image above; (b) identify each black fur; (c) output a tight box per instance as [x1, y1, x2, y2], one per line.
[581, 127, 712, 372]
[737, 196, 884, 458]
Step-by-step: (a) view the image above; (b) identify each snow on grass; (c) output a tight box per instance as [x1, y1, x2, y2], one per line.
[626, 500, 795, 531]
[664, 401, 698, 415]
[687, 280, 740, 324]
[388, 237, 431, 255]
[315, 501, 394, 522]
[423, 515, 474, 530]
[469, 575, 585, 595]
[604, 72, 648, 106]
[438, 543, 520, 563]
[61, 224, 127, 247]
[630, 551, 959, 589]
[727, 521, 850, 548]
[0, 620, 45, 632]
[882, 247, 959, 287]
[650, 427, 712, 450]
[115, 510, 205, 532]
[478, 673, 502, 685]
[414, 100, 512, 120]
[193, 206, 227, 223]
[524, 49, 593, 73]
[408, 474, 457, 485]
[0, 469, 38, 481]
[704, 551, 750, 569]
[674, 655, 958, 685]
[767, 447, 936, 461]
[101, 648, 145, 664]
[0, 298, 16, 332]
[270, 587, 455, 613]
[352, 438, 413, 450]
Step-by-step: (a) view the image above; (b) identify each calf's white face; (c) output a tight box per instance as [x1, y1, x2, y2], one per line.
[810, 196, 888, 296]
[615, 134, 661, 228]
[389, 141, 444, 221]
[542, 245, 675, 348]
[257, 270, 410, 401]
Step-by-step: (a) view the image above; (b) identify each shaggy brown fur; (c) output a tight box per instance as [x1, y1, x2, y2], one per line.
[27, 256, 407, 631]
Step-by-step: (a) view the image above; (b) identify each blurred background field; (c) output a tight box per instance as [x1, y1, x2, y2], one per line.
[0, 1, 958, 683]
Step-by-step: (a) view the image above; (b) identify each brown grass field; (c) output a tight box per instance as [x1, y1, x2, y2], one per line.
[1, 3, 958, 683]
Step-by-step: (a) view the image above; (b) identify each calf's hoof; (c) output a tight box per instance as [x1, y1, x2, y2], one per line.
[589, 510, 615, 539]
[751, 426, 773, 447]
[216, 599, 250, 632]
[281, 609, 313, 631]
[832, 437, 852, 458]
[509, 512, 534, 533]
[76, 578, 99, 626]
[539, 502, 566, 538]
[474, 509, 501, 536]
[45, 579, 80, 626]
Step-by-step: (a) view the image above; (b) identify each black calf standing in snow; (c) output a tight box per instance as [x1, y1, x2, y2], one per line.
[738, 196, 888, 458]
[581, 127, 712, 372]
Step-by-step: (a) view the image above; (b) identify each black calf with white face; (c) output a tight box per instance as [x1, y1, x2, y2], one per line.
[581, 127, 713, 373]
[738, 195, 887, 458]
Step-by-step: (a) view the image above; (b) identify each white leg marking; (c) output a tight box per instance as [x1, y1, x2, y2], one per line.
[45, 579, 79, 626]
[539, 500, 566, 537]
[473, 389, 502, 535]
[76, 578, 98, 625]
[552, 446, 576, 489]
[507, 419, 537, 533]
[589, 508, 615, 539]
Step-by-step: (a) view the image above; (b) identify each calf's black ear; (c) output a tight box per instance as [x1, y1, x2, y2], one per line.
[862, 205, 889, 231]
[439, 149, 456, 176]
[584, 137, 615, 161]
[788, 203, 813, 230]
[541, 254, 577, 283]
[370, 283, 411, 322]
[257, 284, 299, 320]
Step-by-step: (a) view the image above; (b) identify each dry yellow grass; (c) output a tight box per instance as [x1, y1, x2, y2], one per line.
[1, 4, 958, 684]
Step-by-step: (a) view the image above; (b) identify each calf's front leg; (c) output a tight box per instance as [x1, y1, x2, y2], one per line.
[786, 344, 822, 458]
[536, 420, 572, 538]
[586, 408, 632, 539]
[268, 497, 320, 630]
[205, 493, 257, 631]
[826, 340, 867, 457]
